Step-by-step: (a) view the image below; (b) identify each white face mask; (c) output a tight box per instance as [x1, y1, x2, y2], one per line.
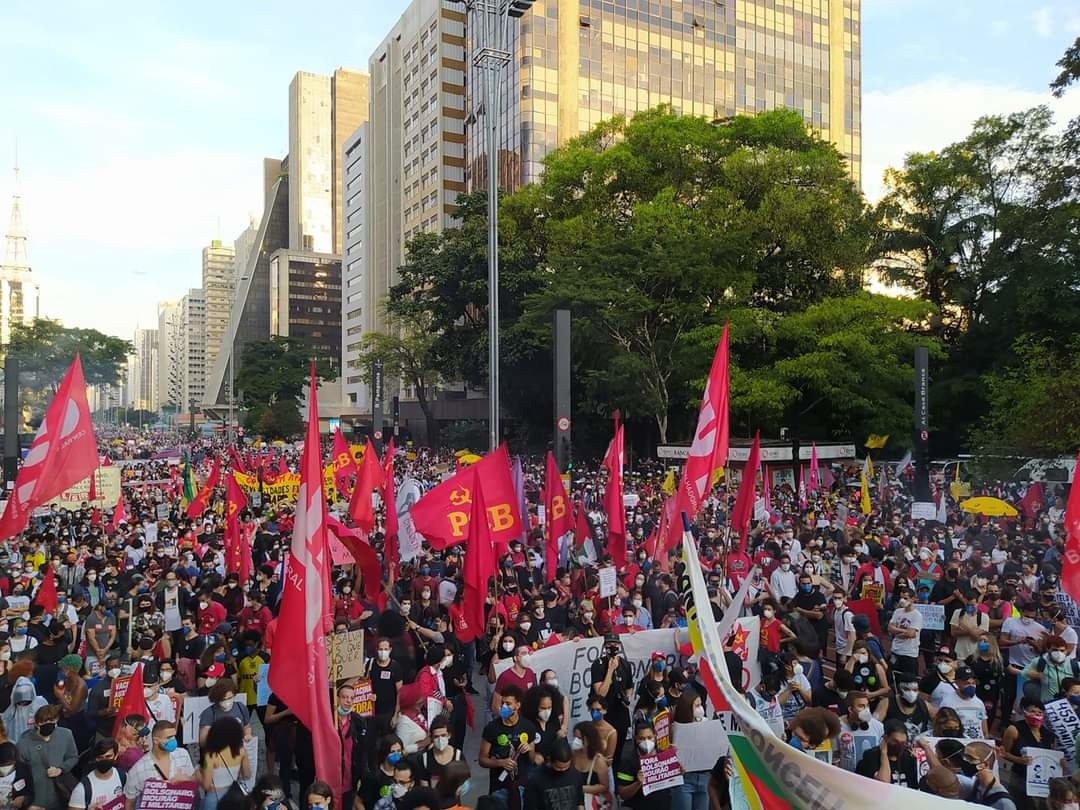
[855, 653, 868, 664]
[503, 641, 516, 651]
[391, 784, 408, 799]
[857, 707, 872, 723]
[793, 663, 804, 676]
[762, 609, 774, 619]
[638, 739, 656, 754]
[108, 668, 122, 679]
[632, 599, 642, 609]
[433, 736, 449, 751]
[1051, 650, 1068, 664]
[218, 698, 235, 712]
[545, 678, 558, 688]
[519, 622, 532, 632]
[160, 671, 173, 683]
[204, 677, 218, 688]
[570, 737, 584, 751]
[538, 708, 552, 722]
[692, 705, 706, 721]
[937, 662, 952, 675]
[900, 689, 919, 704]
[377, 649, 391, 661]
[520, 654, 533, 668]
[0, 765, 12, 776]
[144, 687, 157, 698]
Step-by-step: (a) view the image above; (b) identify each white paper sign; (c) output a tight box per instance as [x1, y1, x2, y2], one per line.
[1044, 698, 1080, 773]
[598, 567, 617, 598]
[672, 720, 726, 772]
[1024, 746, 1062, 798]
[241, 736, 259, 792]
[181, 695, 211, 742]
[915, 603, 945, 631]
[911, 502, 937, 521]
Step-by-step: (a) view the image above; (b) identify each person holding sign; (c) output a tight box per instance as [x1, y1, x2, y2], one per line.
[615, 723, 679, 810]
[123, 721, 195, 810]
[1001, 698, 1059, 809]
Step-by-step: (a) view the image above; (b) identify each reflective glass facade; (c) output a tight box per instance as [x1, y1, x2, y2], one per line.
[466, 0, 860, 191]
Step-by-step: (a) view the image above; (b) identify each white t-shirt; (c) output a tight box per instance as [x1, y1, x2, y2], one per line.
[888, 606, 923, 658]
[1001, 616, 1047, 667]
[69, 769, 124, 809]
[938, 691, 987, 738]
[833, 606, 856, 655]
[835, 716, 884, 771]
[144, 692, 176, 724]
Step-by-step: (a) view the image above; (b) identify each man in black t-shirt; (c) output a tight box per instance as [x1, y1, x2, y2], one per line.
[789, 573, 828, 654]
[367, 636, 404, 742]
[479, 684, 540, 809]
[590, 637, 633, 765]
[524, 739, 584, 810]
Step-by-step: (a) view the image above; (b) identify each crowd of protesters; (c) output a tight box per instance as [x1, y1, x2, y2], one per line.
[0, 429, 1076, 810]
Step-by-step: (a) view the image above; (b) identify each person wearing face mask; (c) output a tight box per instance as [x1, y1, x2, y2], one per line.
[331, 683, 368, 810]
[615, 724, 678, 810]
[198, 678, 253, 749]
[854, 720, 918, 787]
[830, 592, 856, 666]
[85, 654, 124, 741]
[304, 779, 335, 810]
[950, 589, 991, 661]
[569, 721, 610, 806]
[367, 638, 404, 747]
[886, 586, 923, 676]
[756, 600, 796, 673]
[964, 741, 1018, 810]
[775, 653, 812, 723]
[522, 686, 563, 762]
[479, 685, 538, 808]
[14, 704, 77, 810]
[768, 555, 798, 601]
[432, 759, 471, 810]
[493, 647, 538, 717]
[920, 646, 958, 710]
[1023, 635, 1080, 703]
[1047, 776, 1078, 810]
[834, 692, 884, 772]
[82, 601, 116, 674]
[789, 573, 828, 655]
[1000, 697, 1057, 807]
[0, 740, 30, 808]
[359, 734, 406, 810]
[525, 603, 555, 647]
[419, 717, 463, 788]
[669, 692, 710, 810]
[523, 738, 584, 810]
[938, 666, 989, 738]
[590, 639, 632, 766]
[878, 673, 931, 738]
[140, 665, 176, 724]
[2, 676, 46, 746]
[198, 716, 252, 810]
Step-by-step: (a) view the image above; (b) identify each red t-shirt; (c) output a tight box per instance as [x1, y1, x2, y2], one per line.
[494, 666, 536, 697]
[759, 617, 782, 653]
[197, 600, 227, 635]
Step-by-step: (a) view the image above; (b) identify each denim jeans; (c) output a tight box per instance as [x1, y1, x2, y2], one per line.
[671, 770, 711, 810]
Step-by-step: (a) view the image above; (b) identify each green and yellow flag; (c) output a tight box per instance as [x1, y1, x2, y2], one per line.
[181, 461, 198, 507]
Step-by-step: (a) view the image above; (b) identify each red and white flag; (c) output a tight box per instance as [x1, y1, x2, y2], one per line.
[0, 354, 98, 540]
[269, 368, 341, 801]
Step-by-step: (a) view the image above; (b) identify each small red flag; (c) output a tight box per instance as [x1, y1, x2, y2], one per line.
[109, 492, 127, 535]
[602, 417, 626, 570]
[730, 431, 762, 555]
[382, 439, 399, 578]
[112, 663, 149, 737]
[348, 439, 384, 533]
[327, 515, 381, 601]
[543, 452, 571, 581]
[87, 469, 98, 504]
[573, 498, 590, 550]
[186, 456, 221, 519]
[225, 473, 248, 577]
[32, 566, 58, 613]
[332, 428, 358, 499]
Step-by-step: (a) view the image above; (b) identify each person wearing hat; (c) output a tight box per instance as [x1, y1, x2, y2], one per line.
[855, 718, 919, 787]
[920, 646, 958, 710]
[54, 654, 89, 749]
[938, 665, 989, 738]
[141, 663, 176, 724]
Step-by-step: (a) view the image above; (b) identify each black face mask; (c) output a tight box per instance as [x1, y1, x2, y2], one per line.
[95, 759, 115, 774]
[960, 760, 978, 777]
[38, 723, 56, 737]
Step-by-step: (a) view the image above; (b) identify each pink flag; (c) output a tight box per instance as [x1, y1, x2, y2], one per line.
[603, 415, 626, 570]
[269, 367, 341, 802]
[809, 443, 819, 494]
[730, 432, 761, 555]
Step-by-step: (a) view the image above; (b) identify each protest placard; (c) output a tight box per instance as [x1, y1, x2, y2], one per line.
[181, 696, 210, 742]
[673, 719, 727, 771]
[915, 604, 945, 631]
[155, 503, 168, 520]
[1024, 747, 1062, 798]
[653, 709, 672, 751]
[241, 737, 259, 792]
[860, 582, 885, 608]
[641, 747, 684, 795]
[352, 678, 375, 717]
[256, 663, 271, 707]
[598, 566, 617, 598]
[137, 779, 198, 810]
[1044, 698, 1080, 773]
[101, 795, 126, 810]
[109, 674, 134, 709]
[330, 629, 365, 681]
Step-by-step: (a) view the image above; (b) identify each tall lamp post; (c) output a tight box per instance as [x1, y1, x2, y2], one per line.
[453, 0, 533, 450]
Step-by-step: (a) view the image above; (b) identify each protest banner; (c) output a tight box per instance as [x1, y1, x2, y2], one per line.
[50, 466, 122, 509]
[109, 674, 134, 709]
[673, 719, 727, 771]
[181, 695, 211, 742]
[1045, 698, 1080, 773]
[653, 709, 672, 751]
[640, 747, 684, 795]
[1024, 747, 1062, 797]
[330, 629, 366, 681]
[915, 603, 945, 631]
[352, 678, 375, 717]
[598, 566, 617, 598]
[137, 779, 198, 810]
[495, 637, 604, 727]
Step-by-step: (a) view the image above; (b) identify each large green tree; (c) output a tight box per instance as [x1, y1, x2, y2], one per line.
[4, 318, 130, 392]
[235, 337, 336, 438]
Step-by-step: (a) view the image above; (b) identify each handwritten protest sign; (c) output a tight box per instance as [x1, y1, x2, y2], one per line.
[1024, 747, 1062, 798]
[352, 679, 375, 717]
[653, 709, 672, 751]
[598, 567, 617, 598]
[915, 604, 945, 631]
[1044, 698, 1080, 773]
[330, 629, 366, 681]
[137, 779, 198, 810]
[641, 747, 684, 795]
[181, 696, 210, 742]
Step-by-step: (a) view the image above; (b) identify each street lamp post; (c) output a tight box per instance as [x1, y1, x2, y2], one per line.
[455, 0, 533, 450]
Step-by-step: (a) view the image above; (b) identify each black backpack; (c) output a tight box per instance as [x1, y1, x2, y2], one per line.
[77, 766, 127, 808]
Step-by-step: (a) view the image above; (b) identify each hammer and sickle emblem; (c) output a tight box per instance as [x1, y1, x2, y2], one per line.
[449, 487, 471, 507]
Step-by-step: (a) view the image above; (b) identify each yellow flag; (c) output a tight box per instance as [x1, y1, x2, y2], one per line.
[661, 468, 676, 495]
[860, 472, 872, 515]
[864, 453, 874, 479]
[865, 434, 889, 449]
[711, 466, 725, 486]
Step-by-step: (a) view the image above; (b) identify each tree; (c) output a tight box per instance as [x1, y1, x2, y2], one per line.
[1051, 36, 1080, 97]
[357, 314, 442, 445]
[235, 337, 336, 437]
[254, 400, 304, 440]
[4, 319, 131, 392]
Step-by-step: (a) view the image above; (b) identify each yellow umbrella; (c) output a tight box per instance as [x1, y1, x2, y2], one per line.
[459, 453, 482, 465]
[453, 449, 471, 459]
[959, 497, 1018, 518]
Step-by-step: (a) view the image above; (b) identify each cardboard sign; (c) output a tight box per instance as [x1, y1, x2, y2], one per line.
[915, 603, 945, 631]
[860, 582, 885, 608]
[137, 779, 198, 810]
[329, 629, 366, 681]
[109, 674, 134, 709]
[1044, 699, 1080, 774]
[598, 566, 617, 598]
[1024, 746, 1062, 798]
[181, 695, 211, 742]
[653, 709, 672, 751]
[640, 746, 684, 795]
[352, 678, 375, 718]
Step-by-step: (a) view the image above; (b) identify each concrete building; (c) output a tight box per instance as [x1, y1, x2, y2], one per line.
[202, 240, 236, 381]
[341, 124, 368, 410]
[465, 0, 862, 191]
[131, 328, 159, 412]
[0, 165, 39, 346]
[233, 218, 258, 288]
[156, 300, 183, 413]
[180, 289, 206, 413]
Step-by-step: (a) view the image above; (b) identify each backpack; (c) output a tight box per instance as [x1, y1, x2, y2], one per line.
[77, 767, 127, 809]
[1022, 655, 1080, 700]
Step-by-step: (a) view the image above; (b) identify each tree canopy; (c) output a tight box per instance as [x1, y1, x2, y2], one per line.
[235, 337, 336, 438]
[4, 319, 130, 392]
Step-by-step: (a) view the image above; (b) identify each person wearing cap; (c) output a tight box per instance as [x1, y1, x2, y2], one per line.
[938, 665, 989, 738]
[920, 646, 958, 709]
[854, 718, 918, 787]
[141, 663, 176, 724]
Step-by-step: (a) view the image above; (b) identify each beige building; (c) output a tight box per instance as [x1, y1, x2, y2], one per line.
[180, 288, 206, 412]
[466, 0, 861, 190]
[202, 240, 236, 383]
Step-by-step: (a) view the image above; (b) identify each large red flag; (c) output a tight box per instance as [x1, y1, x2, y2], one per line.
[348, 439, 384, 533]
[112, 663, 149, 737]
[410, 445, 522, 551]
[186, 456, 221, 519]
[463, 479, 497, 637]
[730, 431, 762, 555]
[326, 514, 382, 601]
[225, 473, 248, 576]
[382, 439, 399, 577]
[602, 417, 626, 570]
[673, 324, 730, 526]
[1021, 482, 1046, 529]
[33, 566, 58, 613]
[1061, 451, 1080, 603]
[543, 452, 571, 581]
[332, 428, 358, 499]
[268, 368, 341, 800]
[0, 354, 98, 540]
[573, 498, 590, 550]
[108, 492, 127, 535]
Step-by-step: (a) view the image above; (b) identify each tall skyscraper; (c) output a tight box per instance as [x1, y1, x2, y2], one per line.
[180, 289, 206, 413]
[465, 0, 861, 191]
[202, 240, 236, 383]
[156, 301, 183, 412]
[0, 163, 40, 346]
[131, 328, 159, 412]
[342, 124, 368, 409]
[233, 217, 258, 285]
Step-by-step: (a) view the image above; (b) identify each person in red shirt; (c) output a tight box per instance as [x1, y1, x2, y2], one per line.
[613, 604, 644, 634]
[852, 554, 893, 602]
[238, 592, 273, 635]
[758, 598, 796, 664]
[492, 645, 537, 713]
[196, 588, 226, 636]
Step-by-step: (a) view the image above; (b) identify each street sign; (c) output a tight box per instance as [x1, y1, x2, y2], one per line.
[374, 430, 383, 440]
[557, 416, 570, 432]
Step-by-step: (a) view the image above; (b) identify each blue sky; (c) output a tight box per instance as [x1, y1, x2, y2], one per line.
[0, 0, 1077, 340]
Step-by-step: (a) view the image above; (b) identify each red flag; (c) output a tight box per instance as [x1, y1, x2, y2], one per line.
[348, 439, 384, 533]
[225, 473, 248, 576]
[112, 663, 149, 737]
[410, 445, 522, 551]
[332, 428, 358, 499]
[671, 323, 730, 543]
[228, 446, 247, 473]
[101, 454, 112, 467]
[1021, 482, 1045, 529]
[33, 566, 58, 613]
[573, 498, 590, 550]
[543, 452, 571, 581]
[463, 479, 497, 637]
[382, 439, 399, 579]
[730, 431, 762, 555]
[278, 454, 289, 476]
[602, 417, 626, 570]
[87, 468, 98, 504]
[186, 456, 221, 519]
[0, 354, 98, 540]
[326, 515, 381, 601]
[1061, 451, 1080, 603]
[268, 368, 341, 800]
[109, 492, 127, 535]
